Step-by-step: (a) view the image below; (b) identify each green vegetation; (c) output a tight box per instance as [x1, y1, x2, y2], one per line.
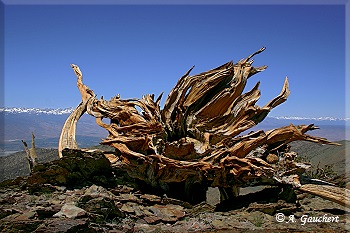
[296, 153, 337, 181]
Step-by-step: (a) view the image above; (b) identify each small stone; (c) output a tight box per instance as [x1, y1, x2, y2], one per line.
[162, 197, 192, 209]
[83, 184, 107, 198]
[117, 193, 140, 203]
[110, 185, 134, 196]
[1, 195, 16, 204]
[0, 208, 20, 219]
[15, 210, 37, 220]
[189, 202, 214, 217]
[88, 213, 105, 223]
[73, 188, 85, 195]
[54, 186, 67, 192]
[247, 202, 277, 215]
[144, 215, 161, 224]
[121, 202, 136, 213]
[57, 194, 67, 201]
[53, 203, 86, 219]
[148, 204, 186, 223]
[34, 218, 88, 233]
[49, 199, 62, 206]
[140, 194, 162, 204]
[142, 207, 154, 216]
[36, 206, 58, 219]
[78, 196, 124, 218]
[212, 219, 230, 229]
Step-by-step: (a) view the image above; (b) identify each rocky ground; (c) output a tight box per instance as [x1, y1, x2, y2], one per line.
[0, 149, 349, 232]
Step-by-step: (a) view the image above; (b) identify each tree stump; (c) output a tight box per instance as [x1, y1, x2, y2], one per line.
[59, 48, 342, 205]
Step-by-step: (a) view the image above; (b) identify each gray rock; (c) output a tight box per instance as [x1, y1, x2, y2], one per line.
[211, 219, 231, 229]
[26, 149, 112, 190]
[53, 203, 86, 219]
[120, 202, 137, 214]
[162, 196, 192, 209]
[0, 208, 21, 219]
[147, 204, 186, 223]
[79, 184, 115, 202]
[188, 202, 215, 217]
[117, 193, 141, 203]
[78, 196, 124, 219]
[140, 193, 162, 204]
[77, 184, 125, 219]
[15, 210, 36, 221]
[34, 218, 89, 233]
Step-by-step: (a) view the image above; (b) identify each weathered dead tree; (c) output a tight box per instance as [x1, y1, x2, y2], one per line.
[59, 47, 347, 205]
[299, 184, 350, 207]
[22, 132, 38, 173]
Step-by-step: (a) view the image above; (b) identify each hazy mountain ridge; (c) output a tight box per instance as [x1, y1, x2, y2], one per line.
[271, 116, 349, 122]
[1, 107, 349, 156]
[2, 107, 349, 121]
[1, 109, 107, 140]
[290, 140, 349, 176]
[1, 107, 74, 115]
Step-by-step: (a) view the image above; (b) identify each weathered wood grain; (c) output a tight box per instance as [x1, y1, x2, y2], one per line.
[58, 48, 341, 204]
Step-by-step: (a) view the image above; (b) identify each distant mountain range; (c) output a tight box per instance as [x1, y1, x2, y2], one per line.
[1, 107, 349, 156]
[1, 107, 75, 115]
[2, 107, 349, 122]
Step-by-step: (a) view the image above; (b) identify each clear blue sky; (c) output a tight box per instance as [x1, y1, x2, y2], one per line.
[2, 1, 347, 118]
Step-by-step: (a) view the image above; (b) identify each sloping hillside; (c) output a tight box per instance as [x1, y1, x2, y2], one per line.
[290, 140, 349, 175]
[0, 148, 59, 182]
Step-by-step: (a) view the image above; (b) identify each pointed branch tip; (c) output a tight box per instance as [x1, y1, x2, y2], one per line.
[243, 47, 267, 63]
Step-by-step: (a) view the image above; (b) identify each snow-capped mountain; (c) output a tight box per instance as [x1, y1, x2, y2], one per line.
[1, 107, 348, 121]
[0, 107, 74, 115]
[1, 107, 348, 155]
[1, 107, 107, 143]
[270, 116, 349, 122]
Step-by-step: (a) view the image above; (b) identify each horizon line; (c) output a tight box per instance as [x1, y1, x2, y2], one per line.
[1, 107, 348, 121]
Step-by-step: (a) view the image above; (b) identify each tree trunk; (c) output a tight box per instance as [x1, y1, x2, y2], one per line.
[22, 132, 38, 173]
[299, 184, 350, 208]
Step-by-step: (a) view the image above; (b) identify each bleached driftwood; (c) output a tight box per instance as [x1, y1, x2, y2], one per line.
[21, 132, 38, 173]
[59, 48, 343, 204]
[299, 184, 350, 208]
